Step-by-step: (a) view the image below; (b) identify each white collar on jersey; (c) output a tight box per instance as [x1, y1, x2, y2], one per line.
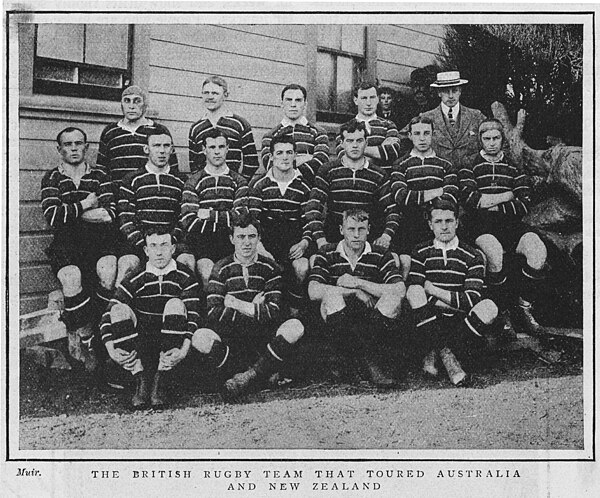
[201, 109, 234, 121]
[281, 116, 309, 127]
[205, 164, 230, 176]
[337, 240, 372, 265]
[433, 236, 459, 251]
[117, 117, 154, 132]
[234, 252, 259, 267]
[266, 167, 300, 184]
[145, 259, 177, 276]
[480, 150, 505, 163]
[58, 162, 91, 177]
[341, 156, 370, 170]
[355, 113, 379, 123]
[145, 162, 171, 175]
[410, 149, 437, 159]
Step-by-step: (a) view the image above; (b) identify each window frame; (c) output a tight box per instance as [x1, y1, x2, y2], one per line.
[32, 24, 134, 102]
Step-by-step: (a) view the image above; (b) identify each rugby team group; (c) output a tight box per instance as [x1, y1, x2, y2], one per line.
[40, 70, 551, 409]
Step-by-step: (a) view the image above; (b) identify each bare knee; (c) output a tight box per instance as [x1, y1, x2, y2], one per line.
[176, 253, 196, 273]
[57, 265, 82, 295]
[399, 254, 411, 279]
[376, 283, 405, 318]
[117, 255, 141, 285]
[276, 318, 305, 344]
[292, 258, 309, 281]
[406, 284, 427, 309]
[472, 299, 498, 325]
[191, 328, 221, 354]
[96, 255, 117, 289]
[322, 288, 346, 319]
[110, 303, 135, 323]
[517, 232, 547, 270]
[163, 298, 186, 317]
[476, 234, 503, 272]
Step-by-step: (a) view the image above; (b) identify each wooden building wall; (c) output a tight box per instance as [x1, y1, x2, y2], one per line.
[18, 23, 443, 314]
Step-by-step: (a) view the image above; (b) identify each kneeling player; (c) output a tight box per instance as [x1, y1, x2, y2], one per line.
[191, 209, 304, 399]
[248, 135, 312, 315]
[406, 198, 498, 386]
[41, 127, 118, 372]
[308, 209, 405, 387]
[100, 228, 201, 409]
[459, 119, 548, 336]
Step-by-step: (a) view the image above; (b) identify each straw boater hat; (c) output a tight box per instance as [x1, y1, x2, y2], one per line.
[430, 71, 469, 88]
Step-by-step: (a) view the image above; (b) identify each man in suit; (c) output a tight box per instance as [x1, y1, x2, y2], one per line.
[419, 71, 487, 172]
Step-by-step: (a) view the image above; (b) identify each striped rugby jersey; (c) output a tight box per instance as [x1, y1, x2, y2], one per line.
[118, 165, 186, 249]
[335, 116, 401, 172]
[96, 120, 179, 183]
[260, 119, 330, 184]
[180, 167, 248, 237]
[207, 254, 282, 328]
[390, 151, 458, 207]
[408, 237, 485, 315]
[188, 114, 258, 180]
[100, 260, 201, 344]
[247, 170, 312, 243]
[305, 159, 398, 241]
[459, 151, 530, 217]
[41, 164, 116, 231]
[309, 241, 402, 286]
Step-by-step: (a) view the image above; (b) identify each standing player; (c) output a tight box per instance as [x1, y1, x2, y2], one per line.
[180, 128, 249, 288]
[96, 86, 179, 186]
[248, 135, 312, 315]
[335, 81, 408, 174]
[406, 198, 498, 386]
[307, 120, 398, 251]
[191, 209, 305, 398]
[260, 84, 329, 185]
[419, 71, 486, 171]
[118, 125, 191, 283]
[459, 119, 548, 336]
[41, 127, 117, 371]
[100, 228, 201, 409]
[308, 209, 405, 386]
[188, 76, 259, 181]
[390, 116, 458, 278]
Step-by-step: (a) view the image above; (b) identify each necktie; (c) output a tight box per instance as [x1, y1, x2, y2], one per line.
[448, 107, 456, 127]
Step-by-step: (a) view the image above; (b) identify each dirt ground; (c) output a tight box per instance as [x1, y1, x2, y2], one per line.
[19, 336, 583, 450]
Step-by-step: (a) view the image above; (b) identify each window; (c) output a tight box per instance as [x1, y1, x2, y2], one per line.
[33, 24, 133, 101]
[316, 25, 367, 123]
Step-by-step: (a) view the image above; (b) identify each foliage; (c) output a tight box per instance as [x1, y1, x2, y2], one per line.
[437, 25, 583, 148]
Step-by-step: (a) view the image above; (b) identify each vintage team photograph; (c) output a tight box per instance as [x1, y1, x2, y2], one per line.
[5, 6, 592, 468]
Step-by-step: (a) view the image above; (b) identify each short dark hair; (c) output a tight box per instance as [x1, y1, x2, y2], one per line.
[408, 115, 435, 133]
[202, 127, 229, 146]
[269, 134, 296, 155]
[426, 196, 459, 220]
[145, 124, 172, 144]
[56, 127, 87, 145]
[281, 84, 307, 101]
[339, 119, 367, 139]
[143, 225, 176, 244]
[353, 80, 378, 97]
[377, 86, 394, 97]
[229, 207, 261, 236]
[342, 208, 370, 224]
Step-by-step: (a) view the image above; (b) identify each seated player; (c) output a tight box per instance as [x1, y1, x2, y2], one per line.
[180, 128, 249, 288]
[96, 85, 179, 187]
[191, 209, 304, 399]
[248, 135, 312, 315]
[100, 227, 201, 409]
[308, 209, 405, 387]
[117, 125, 192, 284]
[335, 81, 407, 174]
[188, 75, 259, 181]
[260, 83, 329, 186]
[306, 119, 399, 253]
[41, 127, 117, 372]
[390, 115, 458, 279]
[459, 118, 548, 336]
[406, 198, 498, 387]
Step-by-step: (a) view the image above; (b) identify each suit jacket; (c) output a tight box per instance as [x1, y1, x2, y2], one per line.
[420, 104, 486, 171]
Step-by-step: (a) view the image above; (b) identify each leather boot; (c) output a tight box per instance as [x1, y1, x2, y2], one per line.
[131, 371, 150, 409]
[363, 355, 396, 388]
[150, 371, 168, 408]
[512, 299, 546, 336]
[439, 347, 468, 386]
[79, 332, 99, 373]
[224, 355, 268, 398]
